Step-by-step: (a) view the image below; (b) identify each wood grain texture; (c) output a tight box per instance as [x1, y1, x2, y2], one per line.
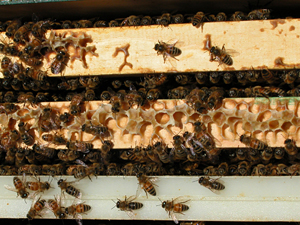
[1, 18, 300, 78]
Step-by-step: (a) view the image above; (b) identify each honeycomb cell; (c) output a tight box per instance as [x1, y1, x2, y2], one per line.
[139, 122, 153, 141]
[202, 115, 212, 124]
[281, 121, 293, 133]
[152, 101, 166, 111]
[227, 117, 242, 128]
[173, 112, 187, 128]
[212, 112, 226, 127]
[281, 110, 294, 121]
[249, 103, 260, 114]
[257, 110, 272, 122]
[243, 121, 253, 133]
[236, 102, 248, 111]
[221, 124, 231, 140]
[155, 113, 170, 125]
[269, 120, 279, 129]
[126, 120, 138, 133]
[223, 99, 237, 109]
[291, 117, 300, 126]
[260, 121, 269, 131]
[115, 113, 129, 129]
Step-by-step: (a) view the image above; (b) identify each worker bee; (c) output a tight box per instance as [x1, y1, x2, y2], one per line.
[47, 195, 66, 219]
[191, 12, 207, 29]
[93, 20, 107, 27]
[19, 53, 42, 67]
[156, 13, 171, 26]
[195, 72, 208, 84]
[217, 162, 229, 176]
[70, 93, 84, 116]
[146, 88, 161, 102]
[1, 56, 11, 70]
[61, 20, 72, 29]
[58, 149, 80, 162]
[107, 163, 121, 175]
[25, 67, 48, 81]
[35, 92, 50, 102]
[240, 134, 268, 150]
[141, 16, 153, 25]
[39, 107, 60, 132]
[204, 34, 237, 66]
[18, 121, 34, 146]
[25, 177, 51, 193]
[110, 95, 122, 113]
[2, 130, 20, 148]
[13, 22, 34, 44]
[4, 175, 29, 199]
[248, 9, 271, 20]
[121, 15, 141, 26]
[153, 141, 170, 164]
[284, 138, 298, 156]
[168, 86, 190, 99]
[27, 196, 46, 220]
[230, 11, 246, 21]
[274, 147, 285, 160]
[5, 19, 22, 38]
[161, 197, 190, 224]
[66, 141, 93, 153]
[136, 173, 157, 197]
[172, 14, 184, 24]
[170, 135, 188, 161]
[209, 72, 221, 84]
[223, 72, 235, 84]
[229, 164, 238, 175]
[251, 164, 270, 176]
[42, 164, 65, 176]
[261, 147, 273, 162]
[198, 176, 225, 193]
[59, 112, 72, 123]
[154, 40, 182, 63]
[31, 20, 51, 38]
[109, 20, 119, 27]
[51, 50, 69, 74]
[82, 122, 108, 137]
[274, 164, 290, 175]
[237, 161, 251, 176]
[228, 87, 245, 97]
[42, 133, 67, 145]
[216, 12, 227, 21]
[57, 179, 82, 198]
[287, 163, 300, 176]
[175, 74, 194, 85]
[261, 68, 278, 84]
[33, 144, 56, 158]
[79, 76, 100, 89]
[65, 202, 91, 224]
[4, 91, 16, 102]
[114, 195, 143, 218]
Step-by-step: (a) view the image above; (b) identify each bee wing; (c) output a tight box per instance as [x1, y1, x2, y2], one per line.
[224, 49, 240, 57]
[149, 176, 159, 184]
[28, 192, 39, 199]
[125, 210, 137, 219]
[126, 195, 136, 202]
[4, 185, 17, 192]
[170, 211, 179, 224]
[75, 213, 83, 225]
[136, 183, 144, 198]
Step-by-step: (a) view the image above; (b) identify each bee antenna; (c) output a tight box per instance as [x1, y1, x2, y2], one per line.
[157, 197, 162, 203]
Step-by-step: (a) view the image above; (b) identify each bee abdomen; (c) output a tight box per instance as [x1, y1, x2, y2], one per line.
[78, 204, 91, 212]
[211, 182, 225, 190]
[66, 186, 81, 197]
[171, 47, 182, 56]
[128, 202, 143, 210]
[222, 55, 233, 65]
[145, 183, 156, 196]
[174, 203, 189, 212]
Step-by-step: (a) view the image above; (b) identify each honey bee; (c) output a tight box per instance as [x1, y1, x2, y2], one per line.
[229, 164, 238, 175]
[170, 135, 188, 161]
[230, 11, 246, 21]
[72, 20, 93, 28]
[110, 95, 122, 113]
[138, 74, 168, 88]
[65, 202, 91, 223]
[0, 38, 19, 56]
[140, 16, 153, 25]
[42, 164, 65, 176]
[23, 38, 44, 57]
[58, 149, 80, 162]
[202, 166, 217, 176]
[136, 173, 157, 197]
[261, 68, 278, 84]
[261, 147, 273, 162]
[25, 67, 48, 81]
[59, 112, 72, 123]
[2, 130, 20, 148]
[146, 88, 161, 102]
[109, 20, 119, 27]
[168, 86, 190, 99]
[1, 56, 11, 70]
[287, 163, 300, 176]
[161, 197, 190, 224]
[281, 70, 297, 84]
[107, 163, 120, 175]
[191, 12, 207, 29]
[31, 20, 51, 38]
[0, 103, 18, 114]
[13, 22, 34, 44]
[47, 196, 66, 219]
[204, 35, 237, 66]
[228, 87, 245, 97]
[93, 20, 107, 27]
[248, 9, 271, 20]
[153, 141, 170, 164]
[70, 93, 84, 116]
[66, 141, 93, 153]
[198, 176, 225, 193]
[57, 179, 81, 198]
[175, 74, 194, 85]
[79, 76, 100, 89]
[275, 164, 290, 175]
[237, 161, 251, 176]
[4, 91, 16, 102]
[251, 164, 270, 176]
[236, 71, 248, 86]
[4, 147, 16, 165]
[25, 177, 51, 193]
[274, 147, 285, 160]
[121, 15, 141, 26]
[236, 148, 247, 161]
[284, 138, 298, 156]
[4, 175, 29, 199]
[33, 144, 56, 158]
[217, 162, 229, 176]
[156, 13, 171, 26]
[216, 12, 227, 21]
[172, 14, 184, 24]
[154, 40, 182, 63]
[5, 19, 22, 38]
[240, 134, 268, 150]
[195, 72, 208, 84]
[42, 133, 67, 145]
[51, 50, 69, 74]
[287, 85, 300, 96]
[61, 20, 72, 29]
[18, 121, 34, 146]
[27, 196, 46, 220]
[39, 107, 60, 132]
[81, 122, 108, 137]
[115, 195, 143, 218]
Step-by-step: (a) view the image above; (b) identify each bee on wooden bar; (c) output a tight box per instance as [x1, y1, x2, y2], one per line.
[121, 15, 141, 26]
[216, 12, 227, 21]
[65, 202, 91, 223]
[115, 195, 143, 218]
[72, 20, 93, 28]
[47, 195, 66, 219]
[261, 68, 278, 84]
[195, 72, 208, 84]
[261, 147, 273, 163]
[237, 161, 251, 176]
[4, 175, 29, 199]
[136, 173, 157, 197]
[27, 196, 46, 220]
[58, 149, 80, 162]
[13, 22, 34, 44]
[161, 197, 190, 224]
[107, 163, 121, 175]
[33, 144, 56, 159]
[240, 134, 268, 150]
[25, 177, 51, 193]
[252, 164, 270, 176]
[198, 176, 225, 193]
[172, 14, 184, 24]
[156, 13, 171, 26]
[109, 20, 119, 27]
[42, 133, 67, 145]
[274, 147, 285, 160]
[175, 74, 194, 85]
[31, 20, 51, 38]
[146, 88, 161, 102]
[25, 67, 48, 81]
[170, 135, 188, 161]
[153, 142, 170, 164]
[93, 20, 107, 27]
[70, 93, 84, 116]
[230, 11, 246, 21]
[51, 50, 69, 74]
[81, 122, 108, 137]
[248, 9, 271, 20]
[217, 162, 229, 176]
[42, 164, 65, 176]
[140, 16, 153, 25]
[5, 19, 22, 38]
[59, 112, 72, 123]
[191, 12, 207, 30]
[154, 40, 182, 63]
[57, 179, 81, 198]
[284, 138, 298, 156]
